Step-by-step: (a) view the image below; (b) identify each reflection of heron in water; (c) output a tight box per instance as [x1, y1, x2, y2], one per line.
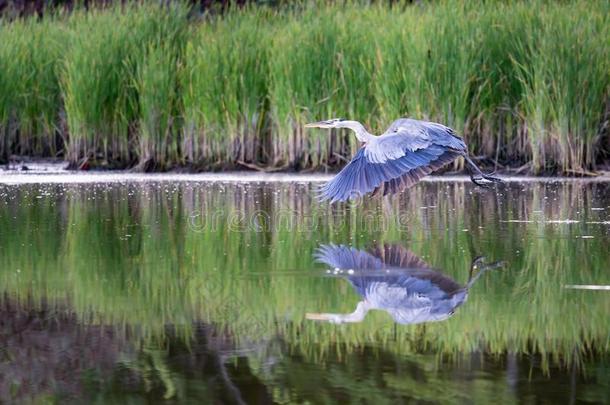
[306, 244, 504, 325]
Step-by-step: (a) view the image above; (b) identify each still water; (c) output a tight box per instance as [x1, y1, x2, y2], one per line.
[0, 177, 609, 403]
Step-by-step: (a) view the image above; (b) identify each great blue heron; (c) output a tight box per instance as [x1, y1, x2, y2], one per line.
[305, 118, 501, 203]
[306, 244, 504, 325]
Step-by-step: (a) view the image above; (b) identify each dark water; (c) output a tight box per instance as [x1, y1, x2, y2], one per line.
[0, 179, 609, 403]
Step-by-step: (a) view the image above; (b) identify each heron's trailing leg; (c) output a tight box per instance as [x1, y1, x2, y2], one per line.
[463, 156, 502, 187]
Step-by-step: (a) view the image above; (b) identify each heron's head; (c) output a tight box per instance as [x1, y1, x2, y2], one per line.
[304, 118, 346, 129]
[304, 118, 373, 143]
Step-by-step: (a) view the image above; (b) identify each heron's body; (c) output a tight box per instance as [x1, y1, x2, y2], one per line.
[306, 244, 503, 325]
[305, 118, 500, 203]
[347, 268, 468, 324]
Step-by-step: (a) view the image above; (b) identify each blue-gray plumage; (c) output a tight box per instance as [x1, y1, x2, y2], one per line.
[306, 244, 504, 325]
[304, 118, 502, 203]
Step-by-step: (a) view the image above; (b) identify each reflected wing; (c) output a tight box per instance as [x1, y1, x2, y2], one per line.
[314, 244, 384, 270]
[318, 145, 460, 203]
[368, 244, 430, 269]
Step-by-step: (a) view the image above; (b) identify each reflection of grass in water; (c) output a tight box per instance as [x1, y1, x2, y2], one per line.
[0, 182, 609, 371]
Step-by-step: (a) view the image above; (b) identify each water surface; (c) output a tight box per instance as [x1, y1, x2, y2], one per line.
[0, 177, 609, 403]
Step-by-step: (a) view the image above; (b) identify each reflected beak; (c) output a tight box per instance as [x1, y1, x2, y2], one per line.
[305, 312, 333, 320]
[305, 121, 331, 129]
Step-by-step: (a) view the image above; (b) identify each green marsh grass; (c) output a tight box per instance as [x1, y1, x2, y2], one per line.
[61, 8, 137, 166]
[182, 9, 271, 168]
[0, 19, 64, 159]
[268, 6, 379, 168]
[136, 43, 181, 171]
[135, 11, 188, 170]
[61, 4, 188, 168]
[514, 4, 610, 173]
[0, 1, 608, 172]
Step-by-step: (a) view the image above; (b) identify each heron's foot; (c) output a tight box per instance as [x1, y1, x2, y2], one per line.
[476, 257, 507, 271]
[470, 175, 490, 187]
[471, 173, 502, 188]
[485, 260, 507, 271]
[483, 172, 503, 183]
[469, 257, 506, 286]
[471, 256, 487, 270]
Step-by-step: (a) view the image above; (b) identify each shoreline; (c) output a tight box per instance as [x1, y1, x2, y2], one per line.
[2, 158, 609, 185]
[1, 168, 609, 185]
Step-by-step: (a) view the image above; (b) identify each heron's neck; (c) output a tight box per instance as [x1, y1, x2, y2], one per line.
[340, 121, 375, 143]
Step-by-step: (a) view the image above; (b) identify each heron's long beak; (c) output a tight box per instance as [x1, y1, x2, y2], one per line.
[305, 121, 332, 128]
[305, 311, 367, 324]
[306, 301, 370, 324]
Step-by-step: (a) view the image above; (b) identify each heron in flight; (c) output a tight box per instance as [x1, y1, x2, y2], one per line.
[305, 118, 501, 203]
[306, 244, 504, 325]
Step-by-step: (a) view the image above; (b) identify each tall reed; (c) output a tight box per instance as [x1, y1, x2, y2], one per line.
[0, 19, 64, 160]
[61, 3, 188, 168]
[136, 43, 180, 171]
[134, 7, 188, 171]
[61, 9, 135, 166]
[182, 8, 271, 169]
[268, 6, 380, 169]
[514, 2, 610, 173]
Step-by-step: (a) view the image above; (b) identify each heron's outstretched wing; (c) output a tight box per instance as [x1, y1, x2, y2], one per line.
[318, 144, 460, 202]
[314, 244, 384, 270]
